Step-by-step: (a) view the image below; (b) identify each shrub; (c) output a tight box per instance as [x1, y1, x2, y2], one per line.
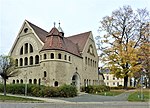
[0, 84, 3, 92]
[0, 84, 77, 98]
[110, 86, 124, 90]
[85, 85, 110, 94]
[30, 85, 41, 97]
[110, 86, 136, 90]
[80, 86, 85, 92]
[43, 86, 60, 97]
[59, 84, 77, 97]
[6, 84, 25, 94]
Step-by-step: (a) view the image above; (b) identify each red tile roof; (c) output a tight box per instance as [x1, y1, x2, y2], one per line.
[27, 20, 48, 42]
[67, 31, 91, 52]
[27, 20, 91, 57]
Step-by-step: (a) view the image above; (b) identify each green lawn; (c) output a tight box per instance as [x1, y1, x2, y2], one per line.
[97, 90, 124, 96]
[0, 95, 42, 102]
[128, 90, 150, 102]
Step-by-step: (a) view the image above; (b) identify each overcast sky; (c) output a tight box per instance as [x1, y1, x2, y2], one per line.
[0, 0, 149, 55]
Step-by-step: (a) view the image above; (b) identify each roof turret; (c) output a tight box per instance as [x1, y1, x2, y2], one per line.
[57, 22, 64, 36]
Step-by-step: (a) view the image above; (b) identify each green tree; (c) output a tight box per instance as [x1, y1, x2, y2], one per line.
[97, 6, 150, 89]
[139, 23, 150, 87]
[0, 55, 20, 96]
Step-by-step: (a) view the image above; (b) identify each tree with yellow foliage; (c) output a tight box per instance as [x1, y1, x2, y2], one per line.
[97, 6, 150, 89]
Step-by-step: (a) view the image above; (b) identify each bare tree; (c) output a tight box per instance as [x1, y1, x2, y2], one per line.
[0, 55, 20, 96]
[97, 6, 150, 89]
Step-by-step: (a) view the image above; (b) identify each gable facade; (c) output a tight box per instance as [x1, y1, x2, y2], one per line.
[8, 20, 104, 90]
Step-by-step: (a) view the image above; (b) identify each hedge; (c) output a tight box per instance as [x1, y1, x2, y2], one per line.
[82, 85, 110, 94]
[0, 84, 77, 97]
[110, 86, 136, 90]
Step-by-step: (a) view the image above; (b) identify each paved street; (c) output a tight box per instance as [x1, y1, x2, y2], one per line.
[0, 102, 149, 108]
[56, 92, 130, 102]
[0, 92, 149, 108]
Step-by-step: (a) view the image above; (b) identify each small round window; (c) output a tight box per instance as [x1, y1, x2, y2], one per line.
[24, 28, 28, 33]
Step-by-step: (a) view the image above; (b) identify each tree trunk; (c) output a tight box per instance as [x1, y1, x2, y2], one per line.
[124, 75, 128, 90]
[148, 79, 150, 88]
[3, 78, 6, 96]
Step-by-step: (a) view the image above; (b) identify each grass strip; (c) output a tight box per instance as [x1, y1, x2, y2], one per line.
[0, 95, 42, 102]
[97, 90, 124, 96]
[128, 90, 150, 102]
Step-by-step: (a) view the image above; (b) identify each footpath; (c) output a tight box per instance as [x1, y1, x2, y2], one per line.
[0, 93, 70, 103]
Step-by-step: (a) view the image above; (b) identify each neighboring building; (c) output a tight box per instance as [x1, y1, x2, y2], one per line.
[8, 20, 103, 90]
[99, 68, 124, 87]
[103, 74, 124, 87]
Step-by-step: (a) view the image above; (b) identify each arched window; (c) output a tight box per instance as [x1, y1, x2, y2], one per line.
[20, 46, 23, 55]
[29, 79, 32, 84]
[13, 80, 15, 84]
[88, 58, 90, 65]
[38, 79, 41, 85]
[44, 54, 47, 59]
[20, 79, 23, 84]
[20, 58, 23, 66]
[93, 60, 94, 67]
[35, 55, 39, 64]
[51, 53, 54, 59]
[24, 57, 28, 65]
[34, 79, 37, 84]
[54, 81, 58, 87]
[30, 56, 33, 65]
[25, 43, 28, 54]
[84, 79, 86, 86]
[93, 80, 95, 85]
[85, 57, 87, 64]
[64, 55, 67, 60]
[30, 44, 33, 53]
[44, 71, 47, 77]
[17, 79, 19, 84]
[58, 53, 61, 59]
[15, 59, 18, 67]
[89, 80, 91, 85]
[91, 59, 92, 66]
[69, 56, 71, 61]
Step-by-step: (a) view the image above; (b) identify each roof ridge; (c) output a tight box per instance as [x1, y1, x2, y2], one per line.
[68, 31, 91, 38]
[25, 20, 48, 33]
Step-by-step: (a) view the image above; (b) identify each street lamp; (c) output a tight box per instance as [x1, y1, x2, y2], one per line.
[24, 69, 32, 97]
[24, 70, 27, 97]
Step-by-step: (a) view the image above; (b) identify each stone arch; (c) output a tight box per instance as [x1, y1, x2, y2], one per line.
[29, 79, 32, 84]
[34, 79, 37, 84]
[50, 53, 54, 59]
[35, 55, 39, 64]
[72, 72, 80, 91]
[54, 81, 58, 87]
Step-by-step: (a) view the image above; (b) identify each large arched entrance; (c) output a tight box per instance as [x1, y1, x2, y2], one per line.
[72, 72, 80, 91]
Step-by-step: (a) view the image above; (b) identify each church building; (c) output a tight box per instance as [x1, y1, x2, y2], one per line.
[8, 20, 104, 90]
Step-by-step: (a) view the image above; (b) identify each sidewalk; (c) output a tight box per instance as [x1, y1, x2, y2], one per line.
[0, 93, 70, 103]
